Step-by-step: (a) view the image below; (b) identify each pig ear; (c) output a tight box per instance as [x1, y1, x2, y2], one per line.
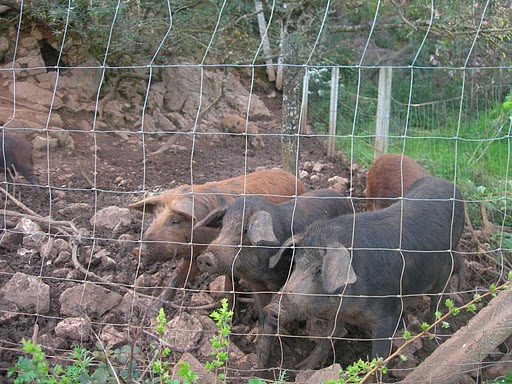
[194, 207, 227, 229]
[322, 243, 357, 294]
[248, 210, 279, 246]
[128, 195, 162, 214]
[172, 199, 196, 220]
[268, 236, 298, 269]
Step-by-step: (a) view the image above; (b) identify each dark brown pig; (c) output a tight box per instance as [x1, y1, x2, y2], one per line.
[196, 189, 353, 327]
[128, 168, 306, 301]
[1, 132, 39, 185]
[366, 153, 430, 211]
[258, 177, 465, 369]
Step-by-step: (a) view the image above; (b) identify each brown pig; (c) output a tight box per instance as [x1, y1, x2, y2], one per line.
[1, 132, 39, 186]
[221, 114, 265, 148]
[128, 168, 306, 301]
[366, 153, 430, 211]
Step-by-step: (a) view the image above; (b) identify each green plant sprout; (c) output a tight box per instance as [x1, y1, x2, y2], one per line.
[205, 298, 234, 381]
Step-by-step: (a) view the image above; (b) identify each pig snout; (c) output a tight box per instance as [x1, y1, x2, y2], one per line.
[131, 247, 146, 258]
[197, 252, 218, 273]
[263, 302, 288, 327]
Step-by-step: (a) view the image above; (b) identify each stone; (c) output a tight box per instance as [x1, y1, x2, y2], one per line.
[295, 363, 342, 383]
[0, 272, 50, 314]
[100, 325, 129, 348]
[9, 82, 63, 109]
[55, 317, 91, 341]
[57, 64, 103, 100]
[32, 136, 59, 152]
[165, 313, 203, 352]
[90, 206, 132, 233]
[312, 162, 324, 173]
[299, 170, 309, 179]
[59, 282, 122, 317]
[171, 352, 216, 383]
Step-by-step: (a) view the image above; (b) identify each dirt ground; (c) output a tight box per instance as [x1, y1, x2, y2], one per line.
[0, 82, 502, 383]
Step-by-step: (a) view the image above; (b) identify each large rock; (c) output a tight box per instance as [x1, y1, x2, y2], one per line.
[57, 63, 103, 100]
[8, 82, 64, 110]
[172, 352, 216, 383]
[165, 313, 203, 352]
[0, 272, 50, 315]
[59, 282, 122, 317]
[55, 317, 91, 341]
[90, 206, 132, 233]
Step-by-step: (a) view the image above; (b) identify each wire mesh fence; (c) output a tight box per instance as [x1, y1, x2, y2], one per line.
[0, 0, 511, 383]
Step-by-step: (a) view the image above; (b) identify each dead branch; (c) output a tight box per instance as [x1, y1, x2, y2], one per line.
[97, 71, 151, 118]
[152, 68, 229, 156]
[401, 288, 512, 384]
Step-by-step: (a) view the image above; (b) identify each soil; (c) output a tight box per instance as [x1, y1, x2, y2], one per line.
[0, 79, 498, 383]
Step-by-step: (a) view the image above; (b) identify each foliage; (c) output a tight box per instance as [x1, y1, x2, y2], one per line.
[205, 298, 233, 381]
[8, 340, 96, 383]
[488, 371, 512, 384]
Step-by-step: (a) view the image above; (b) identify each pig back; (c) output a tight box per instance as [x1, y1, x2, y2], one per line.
[303, 177, 464, 296]
[366, 154, 431, 211]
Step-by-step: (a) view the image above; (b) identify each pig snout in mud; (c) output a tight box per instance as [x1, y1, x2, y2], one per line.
[196, 252, 218, 274]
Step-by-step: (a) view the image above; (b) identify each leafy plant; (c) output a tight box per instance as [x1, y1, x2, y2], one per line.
[205, 298, 234, 381]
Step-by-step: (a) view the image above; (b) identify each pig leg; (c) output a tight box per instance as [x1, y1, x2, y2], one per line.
[295, 317, 348, 370]
[159, 254, 200, 303]
[368, 299, 402, 359]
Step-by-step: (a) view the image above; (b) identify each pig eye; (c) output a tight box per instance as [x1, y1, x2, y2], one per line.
[314, 266, 321, 276]
[167, 218, 181, 226]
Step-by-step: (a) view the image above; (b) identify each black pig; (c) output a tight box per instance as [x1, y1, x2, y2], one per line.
[1, 132, 39, 185]
[196, 189, 353, 326]
[258, 177, 465, 369]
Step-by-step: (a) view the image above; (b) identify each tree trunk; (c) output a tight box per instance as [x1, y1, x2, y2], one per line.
[402, 289, 512, 383]
[281, 28, 301, 177]
[254, 0, 276, 82]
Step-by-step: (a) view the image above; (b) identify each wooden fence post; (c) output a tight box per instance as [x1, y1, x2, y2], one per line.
[327, 67, 340, 159]
[374, 67, 392, 159]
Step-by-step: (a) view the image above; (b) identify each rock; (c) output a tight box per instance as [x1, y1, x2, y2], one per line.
[312, 162, 324, 173]
[55, 317, 91, 341]
[295, 363, 342, 383]
[299, 170, 309, 179]
[133, 114, 156, 133]
[153, 110, 176, 132]
[59, 282, 122, 317]
[166, 112, 188, 130]
[90, 206, 132, 233]
[197, 315, 245, 361]
[110, 292, 155, 323]
[303, 162, 313, 172]
[57, 64, 103, 100]
[57, 203, 93, 217]
[38, 333, 67, 351]
[165, 313, 203, 352]
[208, 275, 232, 301]
[310, 174, 321, 184]
[48, 128, 74, 149]
[100, 325, 129, 348]
[9, 82, 63, 109]
[32, 136, 59, 152]
[0, 272, 50, 314]
[172, 352, 216, 383]
[0, 299, 20, 324]
[15, 218, 42, 235]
